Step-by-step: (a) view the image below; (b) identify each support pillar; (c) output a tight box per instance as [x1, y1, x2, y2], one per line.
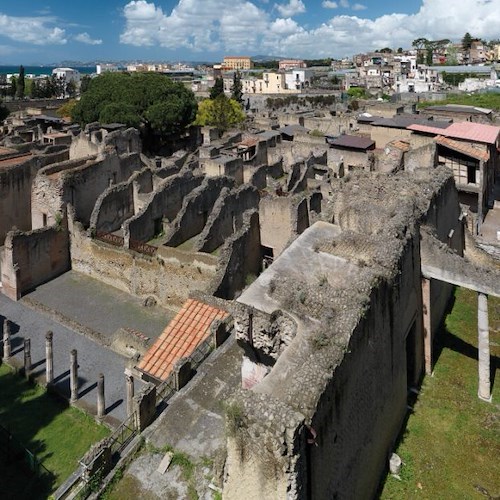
[24, 339, 32, 378]
[125, 370, 134, 417]
[70, 349, 78, 402]
[422, 277, 432, 375]
[3, 320, 11, 360]
[477, 292, 491, 402]
[97, 373, 105, 419]
[45, 331, 54, 385]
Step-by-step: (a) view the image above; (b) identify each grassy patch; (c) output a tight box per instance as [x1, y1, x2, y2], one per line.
[0, 364, 109, 498]
[380, 287, 500, 499]
[418, 93, 500, 111]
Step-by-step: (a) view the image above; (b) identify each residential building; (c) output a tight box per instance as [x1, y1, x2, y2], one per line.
[223, 56, 253, 70]
[279, 59, 306, 71]
[52, 67, 80, 84]
[284, 68, 314, 90]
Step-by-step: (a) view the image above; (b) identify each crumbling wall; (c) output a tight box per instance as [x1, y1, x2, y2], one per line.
[268, 141, 328, 170]
[0, 148, 69, 243]
[405, 142, 436, 172]
[69, 213, 217, 309]
[164, 176, 235, 247]
[89, 182, 134, 234]
[212, 210, 262, 299]
[259, 195, 309, 257]
[1, 220, 70, 301]
[125, 171, 204, 244]
[196, 185, 260, 253]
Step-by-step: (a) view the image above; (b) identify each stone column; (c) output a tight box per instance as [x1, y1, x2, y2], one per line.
[97, 373, 105, 419]
[70, 349, 78, 402]
[24, 339, 32, 378]
[3, 320, 12, 360]
[125, 370, 134, 417]
[45, 331, 54, 385]
[422, 278, 432, 375]
[478, 292, 491, 402]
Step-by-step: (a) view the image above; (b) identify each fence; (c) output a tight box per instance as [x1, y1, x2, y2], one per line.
[94, 231, 157, 257]
[95, 231, 124, 247]
[0, 423, 53, 480]
[129, 239, 157, 256]
[108, 411, 138, 460]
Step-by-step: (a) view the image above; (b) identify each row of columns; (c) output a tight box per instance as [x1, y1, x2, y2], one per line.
[421, 278, 492, 402]
[2, 322, 137, 417]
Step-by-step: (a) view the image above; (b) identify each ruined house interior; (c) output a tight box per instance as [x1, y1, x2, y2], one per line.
[1, 103, 499, 498]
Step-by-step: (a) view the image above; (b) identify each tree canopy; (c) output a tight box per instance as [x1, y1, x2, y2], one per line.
[209, 77, 224, 99]
[0, 99, 9, 122]
[193, 95, 245, 132]
[16, 65, 25, 100]
[71, 72, 197, 144]
[231, 71, 244, 105]
[462, 32, 474, 50]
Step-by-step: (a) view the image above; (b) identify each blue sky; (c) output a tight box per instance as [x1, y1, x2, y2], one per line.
[0, 0, 498, 64]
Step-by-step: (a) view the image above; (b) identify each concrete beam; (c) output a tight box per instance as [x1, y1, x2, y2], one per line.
[477, 292, 491, 402]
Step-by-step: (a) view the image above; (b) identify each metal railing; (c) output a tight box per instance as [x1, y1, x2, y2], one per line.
[95, 231, 124, 247]
[129, 239, 157, 256]
[109, 411, 138, 459]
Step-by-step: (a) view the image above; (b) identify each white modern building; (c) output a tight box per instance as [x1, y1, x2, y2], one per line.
[52, 67, 81, 84]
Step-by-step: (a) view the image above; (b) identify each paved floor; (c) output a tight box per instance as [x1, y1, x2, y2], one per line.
[25, 271, 173, 340]
[0, 292, 138, 424]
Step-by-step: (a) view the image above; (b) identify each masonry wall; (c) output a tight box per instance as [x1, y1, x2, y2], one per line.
[259, 195, 309, 257]
[196, 185, 260, 253]
[69, 215, 217, 309]
[328, 148, 373, 172]
[125, 171, 204, 244]
[212, 210, 262, 300]
[371, 127, 412, 148]
[268, 141, 328, 169]
[164, 176, 235, 247]
[1, 222, 70, 300]
[405, 142, 436, 172]
[90, 182, 134, 234]
[0, 149, 70, 244]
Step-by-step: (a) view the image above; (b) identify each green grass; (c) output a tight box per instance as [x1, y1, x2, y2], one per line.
[380, 287, 500, 499]
[0, 364, 110, 499]
[418, 93, 500, 111]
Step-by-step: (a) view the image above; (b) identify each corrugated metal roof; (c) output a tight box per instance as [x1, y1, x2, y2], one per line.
[409, 122, 500, 145]
[279, 124, 310, 136]
[137, 299, 228, 381]
[328, 135, 375, 150]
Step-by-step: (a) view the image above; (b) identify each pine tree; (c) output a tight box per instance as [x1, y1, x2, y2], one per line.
[231, 71, 243, 105]
[209, 77, 224, 99]
[16, 65, 25, 99]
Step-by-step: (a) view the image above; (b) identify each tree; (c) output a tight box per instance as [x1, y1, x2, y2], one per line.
[71, 72, 197, 150]
[193, 95, 245, 132]
[16, 65, 25, 99]
[9, 76, 17, 98]
[0, 99, 9, 122]
[231, 71, 243, 105]
[209, 77, 224, 99]
[462, 32, 473, 50]
[66, 80, 77, 98]
[80, 75, 92, 94]
[412, 38, 428, 65]
[56, 99, 78, 119]
[397, 47, 403, 53]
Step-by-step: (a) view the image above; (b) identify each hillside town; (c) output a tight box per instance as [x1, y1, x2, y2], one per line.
[1, 22, 500, 500]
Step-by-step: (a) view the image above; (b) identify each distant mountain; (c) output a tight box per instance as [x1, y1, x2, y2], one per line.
[251, 55, 286, 62]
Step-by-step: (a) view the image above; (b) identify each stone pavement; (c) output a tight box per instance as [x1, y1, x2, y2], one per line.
[25, 271, 173, 341]
[0, 292, 138, 425]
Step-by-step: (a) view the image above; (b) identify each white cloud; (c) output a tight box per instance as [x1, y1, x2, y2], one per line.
[339, 0, 350, 7]
[0, 12, 67, 45]
[352, 3, 367, 10]
[322, 1, 338, 8]
[120, 0, 500, 59]
[275, 0, 306, 17]
[74, 32, 103, 45]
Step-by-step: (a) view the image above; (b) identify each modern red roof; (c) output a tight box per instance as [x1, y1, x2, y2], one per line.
[408, 122, 500, 145]
[137, 299, 228, 381]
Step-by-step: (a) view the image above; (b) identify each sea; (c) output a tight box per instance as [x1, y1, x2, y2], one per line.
[0, 66, 95, 76]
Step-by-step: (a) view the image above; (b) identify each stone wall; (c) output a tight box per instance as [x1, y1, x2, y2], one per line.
[164, 176, 235, 247]
[259, 195, 310, 257]
[405, 142, 436, 173]
[371, 126, 412, 148]
[124, 171, 204, 244]
[0, 148, 69, 244]
[212, 210, 262, 300]
[1, 219, 70, 300]
[196, 185, 260, 253]
[69, 213, 217, 309]
[268, 141, 328, 170]
[90, 182, 135, 234]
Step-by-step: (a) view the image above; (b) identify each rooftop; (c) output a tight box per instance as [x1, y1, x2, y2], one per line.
[137, 299, 228, 381]
[328, 134, 375, 150]
[408, 122, 500, 145]
[423, 104, 492, 115]
[435, 136, 489, 161]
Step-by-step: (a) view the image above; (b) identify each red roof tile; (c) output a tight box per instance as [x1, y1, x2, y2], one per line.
[137, 299, 228, 381]
[408, 122, 500, 145]
[435, 136, 489, 161]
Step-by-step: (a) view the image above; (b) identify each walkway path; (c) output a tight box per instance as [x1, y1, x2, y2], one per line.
[1, 293, 134, 425]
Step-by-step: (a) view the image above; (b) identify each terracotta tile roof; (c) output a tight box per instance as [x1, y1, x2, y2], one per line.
[137, 299, 228, 381]
[436, 136, 489, 161]
[390, 140, 411, 152]
[409, 122, 500, 145]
